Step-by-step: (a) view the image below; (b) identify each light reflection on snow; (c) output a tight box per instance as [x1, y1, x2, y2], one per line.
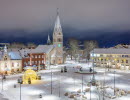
[62, 78, 81, 84]
[24, 89, 44, 95]
[108, 73, 122, 77]
[95, 75, 111, 81]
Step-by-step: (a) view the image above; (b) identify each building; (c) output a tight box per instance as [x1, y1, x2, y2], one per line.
[90, 48, 130, 70]
[19, 45, 54, 70]
[52, 9, 63, 64]
[0, 46, 22, 75]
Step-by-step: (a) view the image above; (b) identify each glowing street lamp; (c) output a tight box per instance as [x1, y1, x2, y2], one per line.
[114, 71, 116, 96]
[1, 74, 6, 91]
[18, 78, 22, 100]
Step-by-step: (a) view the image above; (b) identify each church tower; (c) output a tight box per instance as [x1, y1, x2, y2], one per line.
[53, 8, 63, 64]
[47, 34, 51, 45]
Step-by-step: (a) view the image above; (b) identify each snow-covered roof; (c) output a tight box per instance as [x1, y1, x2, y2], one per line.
[0, 51, 22, 60]
[35, 45, 54, 53]
[91, 48, 130, 55]
[8, 51, 22, 60]
[19, 45, 54, 57]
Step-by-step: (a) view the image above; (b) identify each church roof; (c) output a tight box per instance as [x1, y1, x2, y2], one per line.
[54, 9, 62, 33]
[19, 45, 54, 57]
[54, 15, 61, 30]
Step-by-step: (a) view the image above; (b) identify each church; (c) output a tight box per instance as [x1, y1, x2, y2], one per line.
[0, 10, 64, 75]
[19, 9, 64, 69]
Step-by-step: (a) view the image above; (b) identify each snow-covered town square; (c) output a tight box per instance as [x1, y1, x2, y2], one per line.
[0, 0, 130, 100]
[0, 59, 130, 100]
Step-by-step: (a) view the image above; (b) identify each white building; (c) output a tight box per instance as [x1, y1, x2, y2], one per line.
[90, 48, 130, 70]
[0, 45, 22, 75]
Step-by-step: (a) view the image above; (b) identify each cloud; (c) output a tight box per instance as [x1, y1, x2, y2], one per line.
[0, 0, 130, 32]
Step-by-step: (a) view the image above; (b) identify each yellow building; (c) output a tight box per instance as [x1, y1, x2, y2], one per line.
[90, 48, 130, 70]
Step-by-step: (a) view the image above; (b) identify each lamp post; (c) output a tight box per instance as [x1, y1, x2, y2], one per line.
[114, 71, 116, 95]
[51, 71, 52, 95]
[18, 78, 22, 100]
[82, 74, 83, 93]
[1, 74, 6, 91]
[91, 49, 96, 85]
[59, 72, 60, 97]
[90, 78, 92, 100]
[103, 66, 106, 100]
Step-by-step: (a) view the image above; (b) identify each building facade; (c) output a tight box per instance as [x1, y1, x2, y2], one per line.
[90, 48, 130, 70]
[52, 9, 63, 64]
[0, 46, 22, 75]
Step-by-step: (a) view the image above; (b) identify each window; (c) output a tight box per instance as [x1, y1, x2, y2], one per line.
[35, 61, 37, 64]
[117, 60, 119, 63]
[39, 55, 41, 58]
[125, 55, 128, 57]
[122, 60, 124, 63]
[58, 38, 61, 42]
[35, 55, 37, 58]
[39, 61, 41, 64]
[126, 60, 128, 63]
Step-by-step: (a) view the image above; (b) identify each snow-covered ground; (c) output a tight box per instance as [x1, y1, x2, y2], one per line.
[0, 59, 130, 100]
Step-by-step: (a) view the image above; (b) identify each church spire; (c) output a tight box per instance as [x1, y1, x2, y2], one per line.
[54, 8, 62, 33]
[4, 45, 7, 54]
[47, 34, 51, 45]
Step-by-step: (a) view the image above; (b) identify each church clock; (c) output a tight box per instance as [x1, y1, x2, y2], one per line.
[58, 44, 61, 47]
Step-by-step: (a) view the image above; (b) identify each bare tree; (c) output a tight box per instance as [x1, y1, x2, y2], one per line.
[27, 42, 37, 49]
[84, 40, 98, 62]
[67, 38, 80, 61]
[9, 42, 26, 49]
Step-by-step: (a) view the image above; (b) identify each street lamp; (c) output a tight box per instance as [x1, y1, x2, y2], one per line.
[1, 74, 6, 91]
[51, 66, 53, 94]
[59, 72, 61, 97]
[90, 78, 92, 100]
[114, 71, 116, 95]
[18, 78, 22, 100]
[82, 74, 83, 93]
[91, 49, 96, 86]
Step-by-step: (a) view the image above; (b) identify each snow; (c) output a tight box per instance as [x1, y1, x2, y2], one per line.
[0, 59, 130, 100]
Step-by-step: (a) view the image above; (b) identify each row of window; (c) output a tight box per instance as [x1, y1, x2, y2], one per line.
[1, 62, 20, 68]
[24, 60, 44, 65]
[94, 58, 129, 63]
[92, 54, 130, 58]
[30, 55, 44, 58]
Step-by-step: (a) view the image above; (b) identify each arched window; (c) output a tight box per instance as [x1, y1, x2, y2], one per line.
[58, 38, 62, 42]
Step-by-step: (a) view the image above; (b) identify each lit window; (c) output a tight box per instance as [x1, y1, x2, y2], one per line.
[122, 60, 124, 63]
[35, 55, 37, 58]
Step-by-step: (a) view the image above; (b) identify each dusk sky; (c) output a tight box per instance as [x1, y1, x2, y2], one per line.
[0, 0, 130, 47]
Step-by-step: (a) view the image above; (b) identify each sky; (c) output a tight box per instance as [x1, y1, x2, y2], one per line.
[0, 0, 130, 47]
